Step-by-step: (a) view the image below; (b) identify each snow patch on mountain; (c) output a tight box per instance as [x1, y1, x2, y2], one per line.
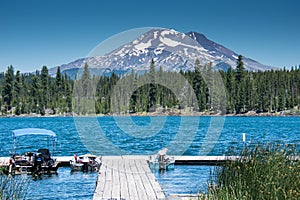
[135, 39, 152, 50]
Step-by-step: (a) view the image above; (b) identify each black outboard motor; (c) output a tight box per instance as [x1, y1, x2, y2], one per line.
[33, 153, 43, 173]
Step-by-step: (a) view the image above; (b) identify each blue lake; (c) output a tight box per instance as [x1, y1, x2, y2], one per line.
[0, 116, 299, 199]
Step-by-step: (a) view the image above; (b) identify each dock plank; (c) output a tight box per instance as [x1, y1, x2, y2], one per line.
[140, 160, 165, 199]
[102, 159, 113, 199]
[94, 161, 106, 199]
[111, 159, 121, 199]
[129, 159, 148, 200]
[124, 159, 139, 200]
[134, 159, 157, 200]
[119, 158, 130, 200]
[93, 157, 165, 200]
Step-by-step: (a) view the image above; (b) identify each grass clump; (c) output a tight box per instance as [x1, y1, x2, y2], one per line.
[1, 172, 29, 200]
[202, 143, 300, 200]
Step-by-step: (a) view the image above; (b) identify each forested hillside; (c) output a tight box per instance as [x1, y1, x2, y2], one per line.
[0, 56, 299, 116]
[0, 66, 73, 115]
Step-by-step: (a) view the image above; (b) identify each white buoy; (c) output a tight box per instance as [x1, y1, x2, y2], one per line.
[242, 133, 246, 142]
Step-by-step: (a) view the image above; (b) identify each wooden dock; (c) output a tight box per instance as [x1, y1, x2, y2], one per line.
[2, 155, 299, 199]
[0, 155, 241, 168]
[91, 156, 242, 200]
[93, 156, 165, 200]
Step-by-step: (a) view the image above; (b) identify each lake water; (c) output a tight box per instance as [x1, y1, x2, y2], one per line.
[26, 167, 97, 200]
[0, 116, 299, 199]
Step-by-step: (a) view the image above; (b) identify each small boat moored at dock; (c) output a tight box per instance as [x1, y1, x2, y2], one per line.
[148, 148, 175, 171]
[8, 128, 59, 177]
[70, 154, 101, 172]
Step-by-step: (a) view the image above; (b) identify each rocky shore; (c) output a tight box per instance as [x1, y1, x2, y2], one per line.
[2, 108, 300, 118]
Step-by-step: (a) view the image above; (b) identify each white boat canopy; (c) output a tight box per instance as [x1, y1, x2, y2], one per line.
[12, 128, 56, 138]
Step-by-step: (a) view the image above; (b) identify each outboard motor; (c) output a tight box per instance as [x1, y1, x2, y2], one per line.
[34, 153, 43, 172]
[158, 154, 165, 170]
[157, 148, 168, 170]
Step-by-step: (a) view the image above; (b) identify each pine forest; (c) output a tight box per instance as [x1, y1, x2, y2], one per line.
[0, 56, 299, 116]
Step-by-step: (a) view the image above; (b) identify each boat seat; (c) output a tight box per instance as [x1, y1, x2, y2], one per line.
[37, 148, 51, 162]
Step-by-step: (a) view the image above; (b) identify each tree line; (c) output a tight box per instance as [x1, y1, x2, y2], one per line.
[0, 56, 299, 115]
[0, 66, 73, 115]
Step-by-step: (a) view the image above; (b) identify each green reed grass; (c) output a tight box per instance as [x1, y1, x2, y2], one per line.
[200, 143, 300, 200]
[1, 173, 29, 200]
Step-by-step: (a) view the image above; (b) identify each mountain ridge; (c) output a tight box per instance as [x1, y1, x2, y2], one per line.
[49, 28, 275, 76]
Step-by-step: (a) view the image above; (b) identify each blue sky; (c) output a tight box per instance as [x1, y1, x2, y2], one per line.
[0, 0, 299, 72]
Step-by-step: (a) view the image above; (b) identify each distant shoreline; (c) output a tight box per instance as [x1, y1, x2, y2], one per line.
[1, 109, 300, 118]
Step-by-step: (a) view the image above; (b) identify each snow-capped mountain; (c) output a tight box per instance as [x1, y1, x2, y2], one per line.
[49, 28, 274, 76]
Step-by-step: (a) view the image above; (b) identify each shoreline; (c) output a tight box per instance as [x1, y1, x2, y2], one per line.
[1, 110, 300, 118]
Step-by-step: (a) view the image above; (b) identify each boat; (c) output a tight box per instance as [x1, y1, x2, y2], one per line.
[70, 154, 101, 172]
[148, 148, 175, 171]
[9, 128, 59, 177]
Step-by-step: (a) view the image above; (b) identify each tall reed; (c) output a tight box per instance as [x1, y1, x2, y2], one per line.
[0, 173, 29, 200]
[201, 143, 300, 200]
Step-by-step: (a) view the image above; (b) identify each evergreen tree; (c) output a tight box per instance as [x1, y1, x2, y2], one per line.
[2, 65, 14, 112]
[193, 59, 204, 111]
[129, 70, 138, 113]
[235, 55, 246, 113]
[14, 71, 21, 101]
[14, 71, 22, 115]
[41, 66, 50, 108]
[65, 76, 73, 113]
[148, 59, 156, 112]
[226, 66, 235, 113]
[236, 55, 246, 82]
[30, 75, 41, 113]
[81, 63, 91, 97]
[55, 67, 62, 94]
[20, 74, 28, 114]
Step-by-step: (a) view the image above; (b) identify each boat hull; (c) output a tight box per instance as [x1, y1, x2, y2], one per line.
[70, 155, 101, 172]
